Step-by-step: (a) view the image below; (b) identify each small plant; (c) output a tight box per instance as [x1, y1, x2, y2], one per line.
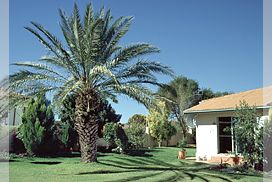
[178, 138, 187, 160]
[178, 138, 187, 151]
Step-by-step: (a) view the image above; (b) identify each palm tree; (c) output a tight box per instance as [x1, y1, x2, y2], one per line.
[157, 76, 200, 139]
[9, 3, 173, 162]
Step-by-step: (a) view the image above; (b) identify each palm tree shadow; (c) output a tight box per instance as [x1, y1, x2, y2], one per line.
[96, 156, 254, 182]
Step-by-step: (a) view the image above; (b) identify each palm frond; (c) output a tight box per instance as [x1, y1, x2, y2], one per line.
[108, 84, 156, 109]
[11, 62, 67, 80]
[108, 44, 160, 70]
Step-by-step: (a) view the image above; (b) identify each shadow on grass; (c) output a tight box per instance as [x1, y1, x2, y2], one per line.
[125, 149, 154, 157]
[31, 161, 61, 165]
[88, 155, 254, 182]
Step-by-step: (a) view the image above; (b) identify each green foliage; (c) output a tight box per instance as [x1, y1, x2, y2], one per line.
[128, 114, 146, 125]
[126, 114, 146, 148]
[9, 2, 174, 111]
[58, 94, 78, 148]
[9, 2, 173, 162]
[178, 138, 187, 150]
[58, 122, 70, 146]
[147, 101, 177, 147]
[201, 88, 230, 100]
[157, 76, 200, 138]
[264, 109, 272, 171]
[103, 122, 118, 144]
[18, 95, 55, 155]
[98, 100, 121, 137]
[233, 101, 262, 169]
[103, 122, 129, 153]
[158, 75, 230, 138]
[115, 124, 129, 152]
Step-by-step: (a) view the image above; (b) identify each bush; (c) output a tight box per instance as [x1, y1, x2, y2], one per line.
[10, 127, 26, 154]
[126, 116, 146, 149]
[103, 122, 118, 149]
[103, 123, 129, 153]
[264, 109, 272, 171]
[147, 101, 177, 147]
[233, 101, 263, 170]
[17, 95, 56, 156]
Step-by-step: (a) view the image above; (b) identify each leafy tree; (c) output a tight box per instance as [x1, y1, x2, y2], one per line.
[18, 95, 55, 155]
[201, 88, 230, 100]
[233, 101, 262, 169]
[9, 3, 173, 162]
[126, 114, 146, 148]
[147, 101, 176, 147]
[58, 94, 78, 148]
[128, 114, 146, 125]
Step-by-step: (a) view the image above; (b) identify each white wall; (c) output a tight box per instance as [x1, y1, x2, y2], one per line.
[195, 109, 269, 160]
[195, 113, 221, 160]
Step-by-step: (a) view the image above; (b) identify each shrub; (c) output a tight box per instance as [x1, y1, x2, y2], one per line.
[103, 123, 129, 153]
[17, 95, 55, 156]
[103, 122, 118, 149]
[233, 101, 263, 170]
[147, 101, 177, 147]
[264, 109, 272, 171]
[126, 115, 146, 149]
[58, 94, 78, 149]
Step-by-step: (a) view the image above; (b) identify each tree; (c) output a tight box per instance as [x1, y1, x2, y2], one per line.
[128, 114, 146, 125]
[58, 94, 78, 149]
[158, 76, 230, 138]
[157, 76, 200, 138]
[98, 100, 122, 138]
[233, 101, 263, 169]
[18, 95, 55, 155]
[201, 88, 230, 100]
[9, 3, 173, 162]
[126, 114, 146, 148]
[58, 94, 121, 149]
[147, 101, 176, 147]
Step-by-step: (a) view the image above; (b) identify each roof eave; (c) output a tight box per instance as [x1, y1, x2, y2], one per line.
[184, 106, 272, 114]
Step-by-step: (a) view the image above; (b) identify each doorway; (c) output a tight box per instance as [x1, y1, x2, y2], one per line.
[218, 117, 233, 153]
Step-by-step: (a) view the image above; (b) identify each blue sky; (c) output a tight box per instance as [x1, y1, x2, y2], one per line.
[10, 0, 263, 123]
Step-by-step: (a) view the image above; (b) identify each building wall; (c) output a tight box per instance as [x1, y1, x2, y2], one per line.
[195, 109, 269, 160]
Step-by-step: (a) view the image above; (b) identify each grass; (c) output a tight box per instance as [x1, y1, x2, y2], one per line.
[9, 147, 264, 182]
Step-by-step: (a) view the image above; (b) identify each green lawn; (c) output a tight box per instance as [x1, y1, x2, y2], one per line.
[9, 147, 263, 182]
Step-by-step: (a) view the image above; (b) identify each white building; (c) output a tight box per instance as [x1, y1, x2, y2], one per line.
[184, 86, 272, 162]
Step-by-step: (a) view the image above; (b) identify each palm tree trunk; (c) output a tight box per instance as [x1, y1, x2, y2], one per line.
[78, 123, 98, 162]
[179, 117, 188, 139]
[75, 87, 102, 163]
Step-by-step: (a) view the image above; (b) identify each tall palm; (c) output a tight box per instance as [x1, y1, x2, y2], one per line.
[157, 76, 200, 138]
[9, 3, 173, 162]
